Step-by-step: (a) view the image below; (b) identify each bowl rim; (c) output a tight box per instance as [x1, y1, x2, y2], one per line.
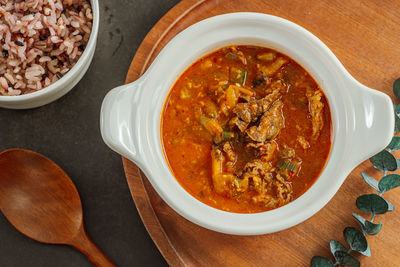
[0, 0, 100, 101]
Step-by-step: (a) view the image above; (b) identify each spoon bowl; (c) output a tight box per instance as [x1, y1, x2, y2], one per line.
[0, 149, 115, 267]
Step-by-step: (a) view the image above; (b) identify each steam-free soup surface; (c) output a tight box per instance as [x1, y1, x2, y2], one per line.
[162, 45, 331, 213]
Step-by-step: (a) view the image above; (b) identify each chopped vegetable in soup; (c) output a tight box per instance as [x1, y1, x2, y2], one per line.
[162, 45, 331, 213]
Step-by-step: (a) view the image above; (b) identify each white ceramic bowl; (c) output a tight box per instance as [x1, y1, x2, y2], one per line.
[0, 0, 99, 109]
[100, 13, 394, 235]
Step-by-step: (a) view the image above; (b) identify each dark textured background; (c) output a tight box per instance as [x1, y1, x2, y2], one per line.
[0, 0, 180, 266]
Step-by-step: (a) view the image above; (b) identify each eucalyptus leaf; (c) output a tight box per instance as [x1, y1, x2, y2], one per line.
[395, 104, 400, 116]
[352, 213, 382, 235]
[378, 174, 400, 192]
[310, 256, 334, 267]
[369, 150, 397, 171]
[334, 251, 360, 267]
[393, 78, 400, 99]
[382, 196, 394, 211]
[361, 172, 379, 191]
[364, 220, 383, 235]
[330, 240, 347, 261]
[386, 136, 400, 151]
[397, 159, 400, 169]
[343, 227, 368, 253]
[356, 194, 388, 214]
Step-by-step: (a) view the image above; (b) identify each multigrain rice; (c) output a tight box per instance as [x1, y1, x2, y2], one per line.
[0, 0, 93, 96]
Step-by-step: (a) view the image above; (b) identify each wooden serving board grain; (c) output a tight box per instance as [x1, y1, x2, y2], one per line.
[122, 0, 400, 266]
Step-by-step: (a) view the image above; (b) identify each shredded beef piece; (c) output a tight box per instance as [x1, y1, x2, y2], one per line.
[242, 159, 271, 194]
[279, 144, 295, 159]
[251, 173, 292, 208]
[307, 89, 324, 140]
[233, 87, 281, 123]
[235, 118, 249, 132]
[266, 79, 286, 94]
[246, 100, 284, 142]
[243, 159, 272, 175]
[233, 100, 264, 123]
[275, 174, 292, 203]
[246, 141, 277, 161]
[297, 136, 310, 149]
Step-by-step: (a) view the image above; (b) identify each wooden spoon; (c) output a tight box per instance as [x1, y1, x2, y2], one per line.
[0, 149, 115, 267]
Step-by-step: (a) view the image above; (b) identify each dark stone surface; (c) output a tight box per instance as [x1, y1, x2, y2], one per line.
[0, 0, 180, 266]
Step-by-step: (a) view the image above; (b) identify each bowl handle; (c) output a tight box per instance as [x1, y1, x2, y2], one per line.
[100, 78, 145, 164]
[346, 80, 394, 169]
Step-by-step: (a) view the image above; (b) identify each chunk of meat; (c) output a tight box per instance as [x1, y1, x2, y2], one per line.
[233, 88, 281, 123]
[233, 99, 265, 124]
[264, 84, 284, 102]
[252, 173, 292, 208]
[307, 89, 324, 140]
[275, 174, 292, 204]
[243, 159, 272, 175]
[212, 139, 294, 207]
[243, 172, 263, 193]
[297, 136, 310, 149]
[246, 100, 284, 142]
[236, 118, 249, 132]
[229, 116, 247, 132]
[246, 141, 277, 161]
[242, 159, 272, 193]
[279, 144, 295, 159]
[268, 79, 287, 94]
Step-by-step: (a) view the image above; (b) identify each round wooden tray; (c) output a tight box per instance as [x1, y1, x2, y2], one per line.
[122, 0, 400, 266]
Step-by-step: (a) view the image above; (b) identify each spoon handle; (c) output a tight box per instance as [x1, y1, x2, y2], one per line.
[69, 226, 116, 267]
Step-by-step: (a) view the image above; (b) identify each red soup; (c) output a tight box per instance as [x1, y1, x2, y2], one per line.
[162, 45, 331, 213]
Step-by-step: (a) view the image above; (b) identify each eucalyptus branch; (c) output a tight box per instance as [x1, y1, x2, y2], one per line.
[310, 78, 400, 267]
